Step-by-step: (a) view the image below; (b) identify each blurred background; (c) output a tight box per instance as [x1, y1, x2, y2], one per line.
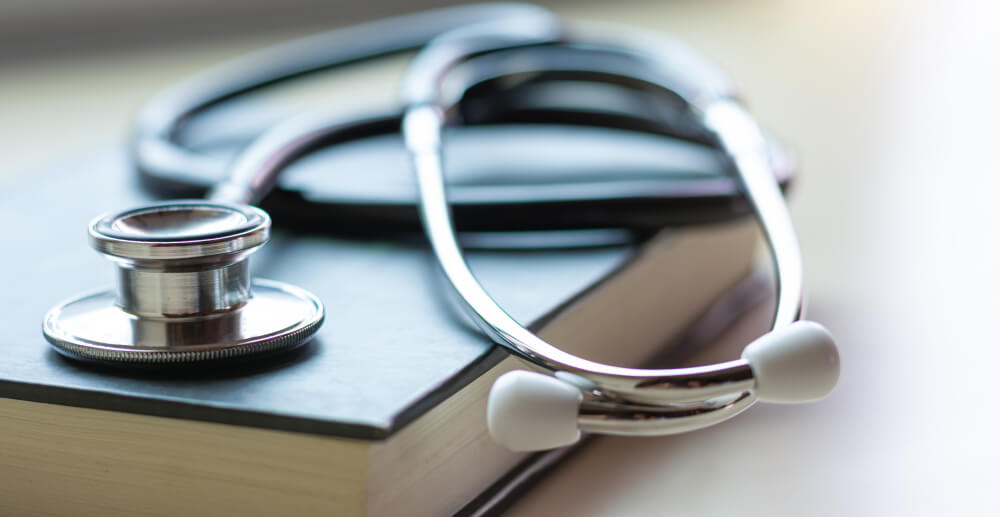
[2, 0, 998, 514]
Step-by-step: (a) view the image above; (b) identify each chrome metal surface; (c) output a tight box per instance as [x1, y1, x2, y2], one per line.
[402, 26, 815, 436]
[702, 100, 804, 328]
[405, 105, 756, 406]
[577, 391, 755, 436]
[43, 280, 323, 364]
[91, 200, 268, 318]
[90, 201, 268, 261]
[45, 200, 324, 363]
[117, 261, 251, 317]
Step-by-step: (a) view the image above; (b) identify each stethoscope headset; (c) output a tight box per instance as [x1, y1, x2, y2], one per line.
[42, 4, 839, 452]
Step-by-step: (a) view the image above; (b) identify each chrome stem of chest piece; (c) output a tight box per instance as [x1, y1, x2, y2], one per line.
[43, 201, 324, 365]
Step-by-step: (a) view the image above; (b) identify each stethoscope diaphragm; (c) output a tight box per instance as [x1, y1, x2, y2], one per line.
[42, 201, 324, 365]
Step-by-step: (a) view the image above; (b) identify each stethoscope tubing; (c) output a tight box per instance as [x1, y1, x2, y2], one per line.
[131, 3, 553, 195]
[129, 3, 796, 235]
[208, 103, 797, 237]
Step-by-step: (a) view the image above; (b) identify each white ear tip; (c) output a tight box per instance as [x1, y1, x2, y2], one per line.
[741, 321, 840, 404]
[487, 370, 583, 451]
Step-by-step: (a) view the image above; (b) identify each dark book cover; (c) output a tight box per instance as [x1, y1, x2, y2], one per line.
[0, 125, 763, 441]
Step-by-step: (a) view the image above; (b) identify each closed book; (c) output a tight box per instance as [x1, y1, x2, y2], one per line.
[0, 126, 775, 516]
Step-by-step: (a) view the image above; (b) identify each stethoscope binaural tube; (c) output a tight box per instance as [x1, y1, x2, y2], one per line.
[401, 22, 841, 451]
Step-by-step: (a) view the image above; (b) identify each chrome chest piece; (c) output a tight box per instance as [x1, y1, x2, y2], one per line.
[43, 201, 324, 365]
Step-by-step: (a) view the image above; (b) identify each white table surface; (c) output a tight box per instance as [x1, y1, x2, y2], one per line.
[2, 1, 996, 514]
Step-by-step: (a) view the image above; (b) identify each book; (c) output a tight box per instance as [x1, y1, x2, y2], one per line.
[0, 126, 775, 516]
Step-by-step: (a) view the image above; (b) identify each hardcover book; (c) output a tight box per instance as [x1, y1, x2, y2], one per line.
[0, 125, 772, 516]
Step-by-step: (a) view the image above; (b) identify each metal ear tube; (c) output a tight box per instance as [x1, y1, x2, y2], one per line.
[487, 322, 838, 451]
[402, 24, 840, 452]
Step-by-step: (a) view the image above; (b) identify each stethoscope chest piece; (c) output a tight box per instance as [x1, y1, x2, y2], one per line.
[43, 201, 324, 365]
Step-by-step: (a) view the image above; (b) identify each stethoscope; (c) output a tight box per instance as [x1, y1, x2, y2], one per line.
[42, 4, 839, 452]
